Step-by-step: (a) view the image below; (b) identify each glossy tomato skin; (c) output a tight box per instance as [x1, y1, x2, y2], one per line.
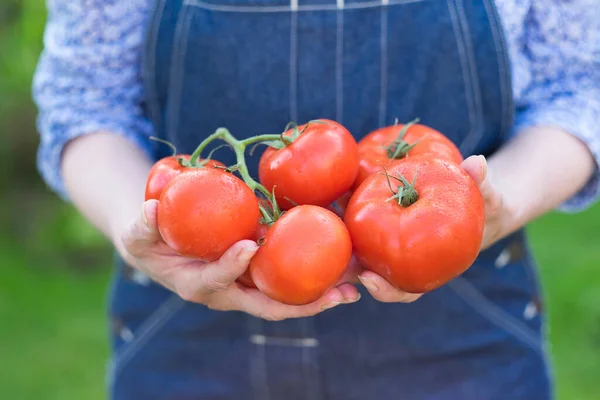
[345, 156, 484, 293]
[353, 123, 463, 190]
[249, 205, 353, 305]
[145, 155, 225, 201]
[157, 168, 259, 261]
[237, 223, 268, 288]
[258, 119, 359, 210]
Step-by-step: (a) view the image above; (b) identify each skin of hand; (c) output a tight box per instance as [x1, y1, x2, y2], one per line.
[62, 133, 360, 321]
[354, 126, 597, 303]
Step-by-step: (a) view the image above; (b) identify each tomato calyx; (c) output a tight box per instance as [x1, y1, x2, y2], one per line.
[381, 166, 419, 207]
[262, 120, 326, 150]
[384, 118, 422, 160]
[258, 187, 285, 227]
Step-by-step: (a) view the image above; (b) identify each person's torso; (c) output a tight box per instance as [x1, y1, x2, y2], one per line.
[107, 2, 550, 398]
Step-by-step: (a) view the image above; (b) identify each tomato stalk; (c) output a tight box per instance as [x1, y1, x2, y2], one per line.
[189, 128, 285, 224]
[385, 118, 422, 159]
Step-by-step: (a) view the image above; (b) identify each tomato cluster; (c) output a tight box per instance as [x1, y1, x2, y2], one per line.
[145, 119, 484, 305]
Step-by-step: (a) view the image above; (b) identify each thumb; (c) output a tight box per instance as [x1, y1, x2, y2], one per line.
[191, 240, 259, 294]
[461, 155, 487, 187]
[122, 200, 162, 254]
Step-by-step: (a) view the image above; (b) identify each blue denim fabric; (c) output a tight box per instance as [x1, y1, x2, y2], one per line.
[108, 0, 552, 398]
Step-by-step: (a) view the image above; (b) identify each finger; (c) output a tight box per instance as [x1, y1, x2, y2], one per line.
[336, 255, 363, 285]
[358, 271, 422, 303]
[173, 240, 259, 301]
[122, 200, 161, 255]
[462, 155, 503, 214]
[461, 155, 487, 187]
[212, 283, 361, 321]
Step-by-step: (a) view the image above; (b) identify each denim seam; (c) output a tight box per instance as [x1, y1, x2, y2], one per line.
[378, 2, 389, 126]
[108, 295, 186, 387]
[290, 5, 298, 121]
[448, 277, 542, 354]
[445, 0, 477, 154]
[335, 0, 345, 123]
[482, 0, 514, 139]
[145, 0, 168, 139]
[481, 0, 506, 139]
[247, 317, 271, 400]
[454, 0, 484, 154]
[185, 0, 426, 13]
[166, 4, 193, 138]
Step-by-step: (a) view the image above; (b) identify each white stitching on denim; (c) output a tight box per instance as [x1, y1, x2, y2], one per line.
[249, 334, 320, 347]
[185, 0, 426, 13]
[454, 0, 484, 154]
[481, 0, 511, 139]
[290, 1, 298, 121]
[445, 0, 476, 154]
[108, 295, 186, 385]
[300, 318, 319, 400]
[448, 277, 542, 354]
[379, 1, 389, 126]
[145, 0, 168, 139]
[336, 4, 344, 123]
[166, 4, 193, 139]
[247, 317, 271, 400]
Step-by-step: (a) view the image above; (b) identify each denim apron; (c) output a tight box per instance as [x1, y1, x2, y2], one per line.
[107, 0, 553, 398]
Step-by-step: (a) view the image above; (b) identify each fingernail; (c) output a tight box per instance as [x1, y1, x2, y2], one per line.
[142, 203, 149, 228]
[321, 300, 342, 311]
[237, 246, 258, 264]
[358, 276, 379, 293]
[345, 293, 361, 303]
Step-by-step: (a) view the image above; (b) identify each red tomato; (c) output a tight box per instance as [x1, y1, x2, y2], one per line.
[344, 156, 484, 293]
[249, 205, 353, 305]
[157, 168, 259, 261]
[258, 119, 359, 210]
[353, 122, 463, 190]
[145, 155, 225, 201]
[237, 222, 269, 288]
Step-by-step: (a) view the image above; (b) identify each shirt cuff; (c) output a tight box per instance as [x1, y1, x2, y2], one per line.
[37, 115, 155, 201]
[513, 91, 600, 213]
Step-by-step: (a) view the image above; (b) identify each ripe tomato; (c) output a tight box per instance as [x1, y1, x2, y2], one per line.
[249, 205, 352, 305]
[353, 121, 463, 190]
[344, 156, 484, 293]
[237, 222, 268, 288]
[157, 168, 259, 261]
[258, 119, 359, 210]
[145, 155, 225, 201]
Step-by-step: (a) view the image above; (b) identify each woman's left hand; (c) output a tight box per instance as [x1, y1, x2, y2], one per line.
[357, 154, 511, 303]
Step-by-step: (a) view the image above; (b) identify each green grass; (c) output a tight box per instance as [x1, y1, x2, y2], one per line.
[0, 204, 599, 399]
[0, 234, 110, 400]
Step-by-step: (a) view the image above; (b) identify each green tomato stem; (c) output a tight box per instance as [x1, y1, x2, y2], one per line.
[189, 128, 274, 200]
[240, 134, 284, 146]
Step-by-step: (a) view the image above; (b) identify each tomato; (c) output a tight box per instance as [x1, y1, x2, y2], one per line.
[258, 119, 359, 210]
[145, 155, 225, 201]
[353, 121, 463, 190]
[344, 156, 484, 293]
[237, 222, 269, 288]
[157, 168, 259, 261]
[249, 205, 353, 305]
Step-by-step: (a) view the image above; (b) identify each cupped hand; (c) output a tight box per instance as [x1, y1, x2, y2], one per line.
[118, 200, 361, 321]
[357, 154, 507, 302]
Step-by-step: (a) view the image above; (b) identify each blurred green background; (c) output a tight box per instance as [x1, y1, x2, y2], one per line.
[0, 1, 599, 399]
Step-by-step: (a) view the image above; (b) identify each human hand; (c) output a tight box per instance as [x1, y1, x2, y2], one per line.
[357, 155, 508, 302]
[117, 200, 361, 321]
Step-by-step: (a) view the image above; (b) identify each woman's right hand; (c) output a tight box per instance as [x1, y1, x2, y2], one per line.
[117, 199, 361, 321]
